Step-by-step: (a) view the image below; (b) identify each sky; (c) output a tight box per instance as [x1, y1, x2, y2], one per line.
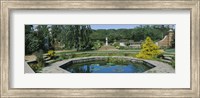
[32, 24, 175, 30]
[90, 24, 140, 30]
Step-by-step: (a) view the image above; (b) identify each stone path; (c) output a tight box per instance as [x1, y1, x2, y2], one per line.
[144, 60, 175, 73]
[25, 55, 36, 62]
[24, 62, 35, 73]
[41, 60, 71, 73]
[40, 56, 175, 73]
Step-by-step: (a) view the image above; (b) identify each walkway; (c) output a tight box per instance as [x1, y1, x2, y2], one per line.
[40, 56, 175, 73]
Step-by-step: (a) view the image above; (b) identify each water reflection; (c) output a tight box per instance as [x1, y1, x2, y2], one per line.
[60, 60, 154, 73]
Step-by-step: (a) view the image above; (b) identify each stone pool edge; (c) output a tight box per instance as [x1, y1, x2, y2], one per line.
[38, 56, 175, 73]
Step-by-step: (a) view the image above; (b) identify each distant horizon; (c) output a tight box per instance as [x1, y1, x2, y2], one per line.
[90, 24, 140, 30]
[32, 24, 175, 30]
[91, 24, 175, 30]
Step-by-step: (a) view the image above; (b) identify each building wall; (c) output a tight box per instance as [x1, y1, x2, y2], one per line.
[157, 30, 174, 48]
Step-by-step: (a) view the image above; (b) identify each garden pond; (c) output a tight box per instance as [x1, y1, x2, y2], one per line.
[60, 59, 155, 73]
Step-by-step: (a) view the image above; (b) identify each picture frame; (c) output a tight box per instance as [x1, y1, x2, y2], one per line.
[1, 0, 199, 97]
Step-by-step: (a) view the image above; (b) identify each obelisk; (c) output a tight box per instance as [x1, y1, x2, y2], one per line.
[106, 37, 108, 46]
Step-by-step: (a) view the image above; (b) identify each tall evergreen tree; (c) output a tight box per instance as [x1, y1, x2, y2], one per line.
[25, 25, 39, 54]
[66, 25, 92, 51]
[50, 25, 63, 49]
[36, 25, 50, 51]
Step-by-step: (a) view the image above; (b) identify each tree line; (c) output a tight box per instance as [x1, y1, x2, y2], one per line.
[90, 25, 172, 43]
[25, 25, 174, 55]
[25, 25, 93, 54]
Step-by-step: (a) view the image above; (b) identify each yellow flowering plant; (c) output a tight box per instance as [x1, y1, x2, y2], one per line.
[47, 50, 55, 59]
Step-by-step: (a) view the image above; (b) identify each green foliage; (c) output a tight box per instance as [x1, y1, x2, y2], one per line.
[119, 46, 125, 50]
[50, 25, 63, 49]
[29, 63, 42, 73]
[71, 53, 76, 58]
[60, 53, 67, 59]
[47, 50, 55, 59]
[32, 50, 45, 72]
[91, 40, 102, 50]
[62, 52, 136, 58]
[171, 60, 175, 68]
[25, 25, 51, 54]
[124, 53, 130, 56]
[171, 56, 175, 60]
[90, 25, 171, 42]
[105, 57, 127, 64]
[50, 25, 73, 50]
[25, 24, 173, 55]
[48, 51, 139, 65]
[25, 25, 40, 54]
[157, 53, 164, 59]
[164, 48, 175, 53]
[56, 53, 73, 61]
[66, 25, 93, 51]
[36, 25, 51, 52]
[113, 42, 120, 47]
[25, 33, 40, 54]
[132, 25, 162, 41]
[136, 37, 162, 59]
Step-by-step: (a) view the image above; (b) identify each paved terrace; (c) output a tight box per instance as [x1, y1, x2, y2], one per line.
[39, 56, 175, 73]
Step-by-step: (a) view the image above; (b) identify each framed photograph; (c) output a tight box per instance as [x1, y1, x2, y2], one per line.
[1, 0, 199, 97]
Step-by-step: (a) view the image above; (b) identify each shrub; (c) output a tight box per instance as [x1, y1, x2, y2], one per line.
[116, 46, 120, 49]
[60, 53, 66, 59]
[119, 46, 125, 49]
[108, 53, 115, 56]
[157, 54, 164, 59]
[113, 42, 120, 47]
[92, 40, 102, 50]
[124, 53, 129, 56]
[56, 57, 63, 61]
[71, 53, 76, 58]
[29, 64, 42, 72]
[34, 50, 45, 72]
[105, 57, 128, 64]
[171, 56, 175, 60]
[136, 37, 162, 59]
[47, 50, 55, 59]
[171, 60, 175, 68]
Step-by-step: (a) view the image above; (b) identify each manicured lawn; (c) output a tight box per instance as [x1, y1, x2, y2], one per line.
[164, 49, 175, 55]
[28, 48, 176, 72]
[43, 48, 175, 68]
[55, 50, 140, 54]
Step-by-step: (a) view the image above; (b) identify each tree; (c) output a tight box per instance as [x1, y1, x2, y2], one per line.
[89, 25, 171, 42]
[25, 25, 40, 54]
[66, 25, 93, 51]
[136, 37, 162, 59]
[50, 25, 68, 49]
[36, 25, 50, 51]
[50, 25, 62, 49]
